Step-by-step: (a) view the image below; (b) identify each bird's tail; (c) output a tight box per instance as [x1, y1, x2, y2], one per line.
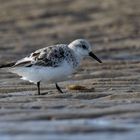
[0, 62, 15, 68]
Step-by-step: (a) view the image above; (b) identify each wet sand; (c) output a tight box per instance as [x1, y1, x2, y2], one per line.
[0, 0, 140, 139]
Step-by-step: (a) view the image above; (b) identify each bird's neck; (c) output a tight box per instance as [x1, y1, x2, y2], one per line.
[71, 50, 84, 67]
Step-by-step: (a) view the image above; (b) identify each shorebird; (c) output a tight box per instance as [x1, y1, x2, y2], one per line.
[0, 39, 102, 95]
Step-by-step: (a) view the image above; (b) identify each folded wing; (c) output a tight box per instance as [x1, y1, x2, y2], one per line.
[13, 44, 68, 68]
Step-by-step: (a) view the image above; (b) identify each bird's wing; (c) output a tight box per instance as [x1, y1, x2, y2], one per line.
[13, 56, 35, 67]
[13, 44, 69, 68]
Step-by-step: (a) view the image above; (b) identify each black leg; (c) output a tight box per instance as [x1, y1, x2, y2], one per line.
[55, 83, 63, 93]
[37, 82, 41, 95]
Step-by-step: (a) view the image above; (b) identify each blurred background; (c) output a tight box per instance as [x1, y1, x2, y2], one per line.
[0, 0, 139, 62]
[0, 0, 140, 139]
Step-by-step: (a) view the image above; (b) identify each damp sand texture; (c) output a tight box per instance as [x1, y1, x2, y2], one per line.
[0, 0, 140, 140]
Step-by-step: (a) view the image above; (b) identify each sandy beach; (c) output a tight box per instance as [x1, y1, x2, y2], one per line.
[0, 0, 140, 139]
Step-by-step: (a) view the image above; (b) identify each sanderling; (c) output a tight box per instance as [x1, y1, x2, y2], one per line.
[0, 39, 102, 95]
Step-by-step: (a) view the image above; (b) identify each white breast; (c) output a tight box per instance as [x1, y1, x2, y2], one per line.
[11, 61, 75, 84]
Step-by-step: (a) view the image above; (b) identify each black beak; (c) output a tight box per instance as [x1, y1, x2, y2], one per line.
[89, 52, 102, 63]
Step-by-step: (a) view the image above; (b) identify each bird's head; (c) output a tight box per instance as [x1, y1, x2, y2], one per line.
[69, 39, 102, 63]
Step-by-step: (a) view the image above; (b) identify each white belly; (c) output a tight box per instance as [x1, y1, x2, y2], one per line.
[11, 61, 75, 84]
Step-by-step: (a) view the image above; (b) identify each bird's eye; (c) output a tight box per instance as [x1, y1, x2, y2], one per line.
[82, 45, 87, 49]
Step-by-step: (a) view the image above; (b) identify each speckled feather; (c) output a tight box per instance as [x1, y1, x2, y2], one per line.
[14, 44, 79, 68]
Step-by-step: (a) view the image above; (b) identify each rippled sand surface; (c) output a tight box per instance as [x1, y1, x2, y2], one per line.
[0, 0, 140, 139]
